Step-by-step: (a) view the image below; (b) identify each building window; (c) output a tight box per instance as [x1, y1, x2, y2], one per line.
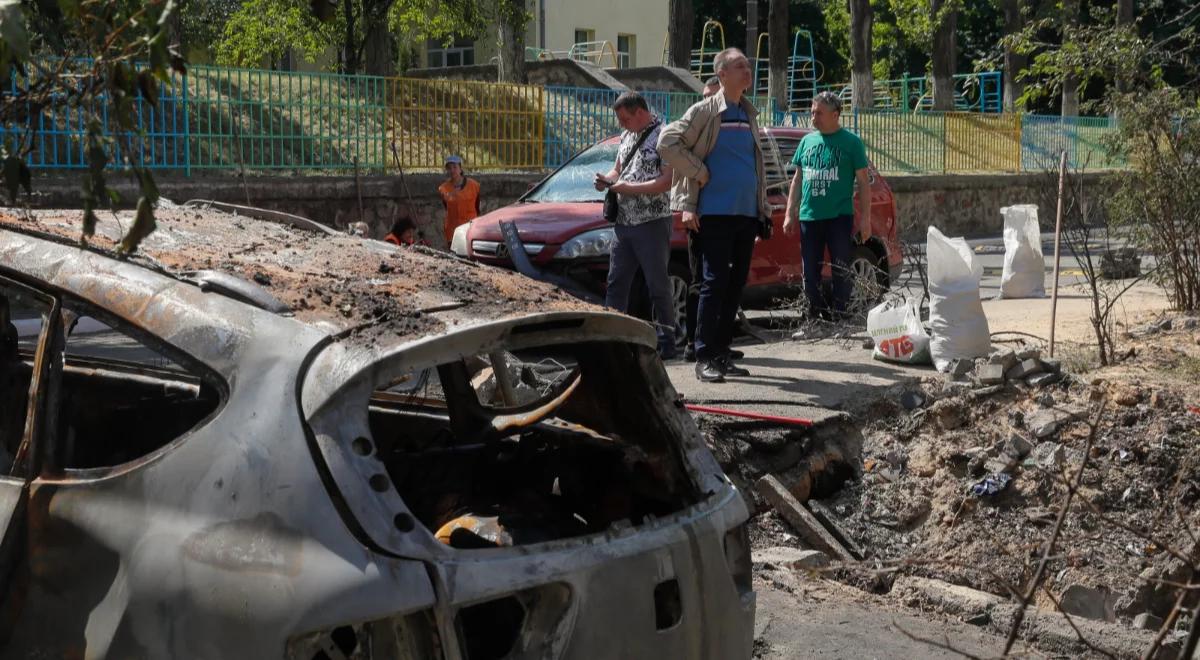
[573, 29, 595, 46]
[427, 38, 476, 68]
[617, 34, 635, 68]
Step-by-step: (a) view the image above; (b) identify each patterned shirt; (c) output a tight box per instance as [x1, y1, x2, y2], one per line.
[615, 119, 670, 226]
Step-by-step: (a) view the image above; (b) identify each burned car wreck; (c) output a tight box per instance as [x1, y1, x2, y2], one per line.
[0, 205, 754, 659]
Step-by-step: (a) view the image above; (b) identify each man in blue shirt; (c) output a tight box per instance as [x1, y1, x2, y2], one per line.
[659, 48, 770, 383]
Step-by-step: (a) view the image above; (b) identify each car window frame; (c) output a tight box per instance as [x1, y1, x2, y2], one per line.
[0, 265, 231, 480]
[0, 271, 60, 480]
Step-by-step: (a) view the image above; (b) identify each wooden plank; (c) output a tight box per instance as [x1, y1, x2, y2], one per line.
[755, 474, 856, 563]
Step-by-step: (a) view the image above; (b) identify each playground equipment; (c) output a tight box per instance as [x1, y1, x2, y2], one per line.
[817, 71, 1003, 113]
[751, 29, 820, 111]
[567, 41, 620, 69]
[662, 20, 727, 79]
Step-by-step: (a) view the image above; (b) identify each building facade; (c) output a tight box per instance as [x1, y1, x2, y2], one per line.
[424, 0, 670, 71]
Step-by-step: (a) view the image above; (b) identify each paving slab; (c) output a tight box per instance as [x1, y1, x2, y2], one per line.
[664, 338, 932, 425]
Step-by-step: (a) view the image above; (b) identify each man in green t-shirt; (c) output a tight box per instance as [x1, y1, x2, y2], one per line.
[783, 91, 872, 320]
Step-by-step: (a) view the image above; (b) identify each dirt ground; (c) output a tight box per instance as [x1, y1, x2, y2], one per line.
[707, 307, 1200, 658]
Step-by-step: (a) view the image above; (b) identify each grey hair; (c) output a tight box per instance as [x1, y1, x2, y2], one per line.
[813, 90, 842, 113]
[713, 48, 746, 73]
[704, 76, 720, 88]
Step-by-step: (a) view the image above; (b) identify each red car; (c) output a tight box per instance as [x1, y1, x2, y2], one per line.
[453, 127, 903, 325]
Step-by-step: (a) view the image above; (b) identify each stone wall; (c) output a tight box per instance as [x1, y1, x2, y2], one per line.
[405, 60, 626, 90]
[23, 169, 1112, 247]
[607, 67, 704, 94]
[887, 171, 1108, 240]
[25, 172, 545, 250]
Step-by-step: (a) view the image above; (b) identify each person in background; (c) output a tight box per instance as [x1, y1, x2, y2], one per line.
[384, 216, 421, 246]
[783, 90, 871, 322]
[593, 92, 676, 359]
[658, 48, 769, 383]
[682, 74, 728, 361]
[438, 155, 480, 247]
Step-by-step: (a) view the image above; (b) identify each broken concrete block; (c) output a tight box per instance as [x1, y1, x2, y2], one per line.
[892, 576, 1004, 625]
[1132, 612, 1164, 631]
[755, 475, 856, 563]
[942, 381, 973, 397]
[987, 348, 1017, 371]
[1180, 317, 1198, 330]
[1026, 408, 1085, 438]
[977, 364, 1006, 385]
[1058, 584, 1117, 622]
[754, 546, 831, 571]
[1016, 347, 1042, 361]
[1026, 372, 1061, 387]
[1004, 433, 1034, 459]
[970, 385, 1003, 398]
[949, 358, 974, 378]
[984, 456, 1018, 474]
[1036, 444, 1065, 470]
[1006, 359, 1043, 380]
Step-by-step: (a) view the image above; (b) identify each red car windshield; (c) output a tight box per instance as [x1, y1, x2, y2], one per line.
[524, 142, 619, 204]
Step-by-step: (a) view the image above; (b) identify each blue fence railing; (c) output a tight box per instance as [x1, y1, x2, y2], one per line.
[0, 62, 1121, 175]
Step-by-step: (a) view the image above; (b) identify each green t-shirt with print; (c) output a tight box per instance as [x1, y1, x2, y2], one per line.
[791, 128, 869, 221]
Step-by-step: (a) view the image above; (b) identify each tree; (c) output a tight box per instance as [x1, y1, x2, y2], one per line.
[667, 0, 694, 69]
[0, 0, 184, 254]
[1060, 0, 1080, 116]
[767, 0, 787, 111]
[929, 0, 957, 110]
[1001, 0, 1026, 111]
[849, 0, 874, 109]
[495, 0, 526, 83]
[216, 0, 485, 76]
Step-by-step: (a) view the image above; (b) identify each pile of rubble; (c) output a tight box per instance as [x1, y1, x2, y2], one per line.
[943, 345, 1063, 394]
[744, 322, 1200, 654]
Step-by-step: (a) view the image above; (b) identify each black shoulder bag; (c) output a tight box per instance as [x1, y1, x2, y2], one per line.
[604, 122, 658, 223]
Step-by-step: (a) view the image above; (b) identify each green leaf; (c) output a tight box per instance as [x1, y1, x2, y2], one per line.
[0, 0, 29, 60]
[118, 195, 157, 255]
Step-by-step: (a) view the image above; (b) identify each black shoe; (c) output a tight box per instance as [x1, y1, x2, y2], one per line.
[684, 343, 696, 362]
[695, 360, 725, 383]
[658, 343, 679, 360]
[727, 349, 745, 360]
[717, 355, 750, 377]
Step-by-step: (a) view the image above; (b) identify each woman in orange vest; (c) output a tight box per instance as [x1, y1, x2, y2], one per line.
[437, 155, 481, 246]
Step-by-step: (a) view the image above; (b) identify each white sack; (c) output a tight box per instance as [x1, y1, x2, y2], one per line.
[927, 226, 991, 372]
[998, 204, 1045, 299]
[868, 297, 932, 365]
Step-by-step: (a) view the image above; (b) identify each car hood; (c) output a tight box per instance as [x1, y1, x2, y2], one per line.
[470, 202, 609, 244]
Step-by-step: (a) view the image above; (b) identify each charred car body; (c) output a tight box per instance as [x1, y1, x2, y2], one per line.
[0, 206, 754, 659]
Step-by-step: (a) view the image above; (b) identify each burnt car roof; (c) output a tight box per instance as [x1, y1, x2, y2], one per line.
[0, 205, 595, 345]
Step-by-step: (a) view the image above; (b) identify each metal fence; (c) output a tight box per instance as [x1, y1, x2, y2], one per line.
[0, 62, 1122, 176]
[389, 77, 544, 171]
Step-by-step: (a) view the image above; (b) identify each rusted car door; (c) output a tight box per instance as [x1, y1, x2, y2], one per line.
[0, 275, 58, 637]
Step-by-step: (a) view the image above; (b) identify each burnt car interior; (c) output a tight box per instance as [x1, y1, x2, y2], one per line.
[1, 281, 222, 474]
[366, 339, 702, 550]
